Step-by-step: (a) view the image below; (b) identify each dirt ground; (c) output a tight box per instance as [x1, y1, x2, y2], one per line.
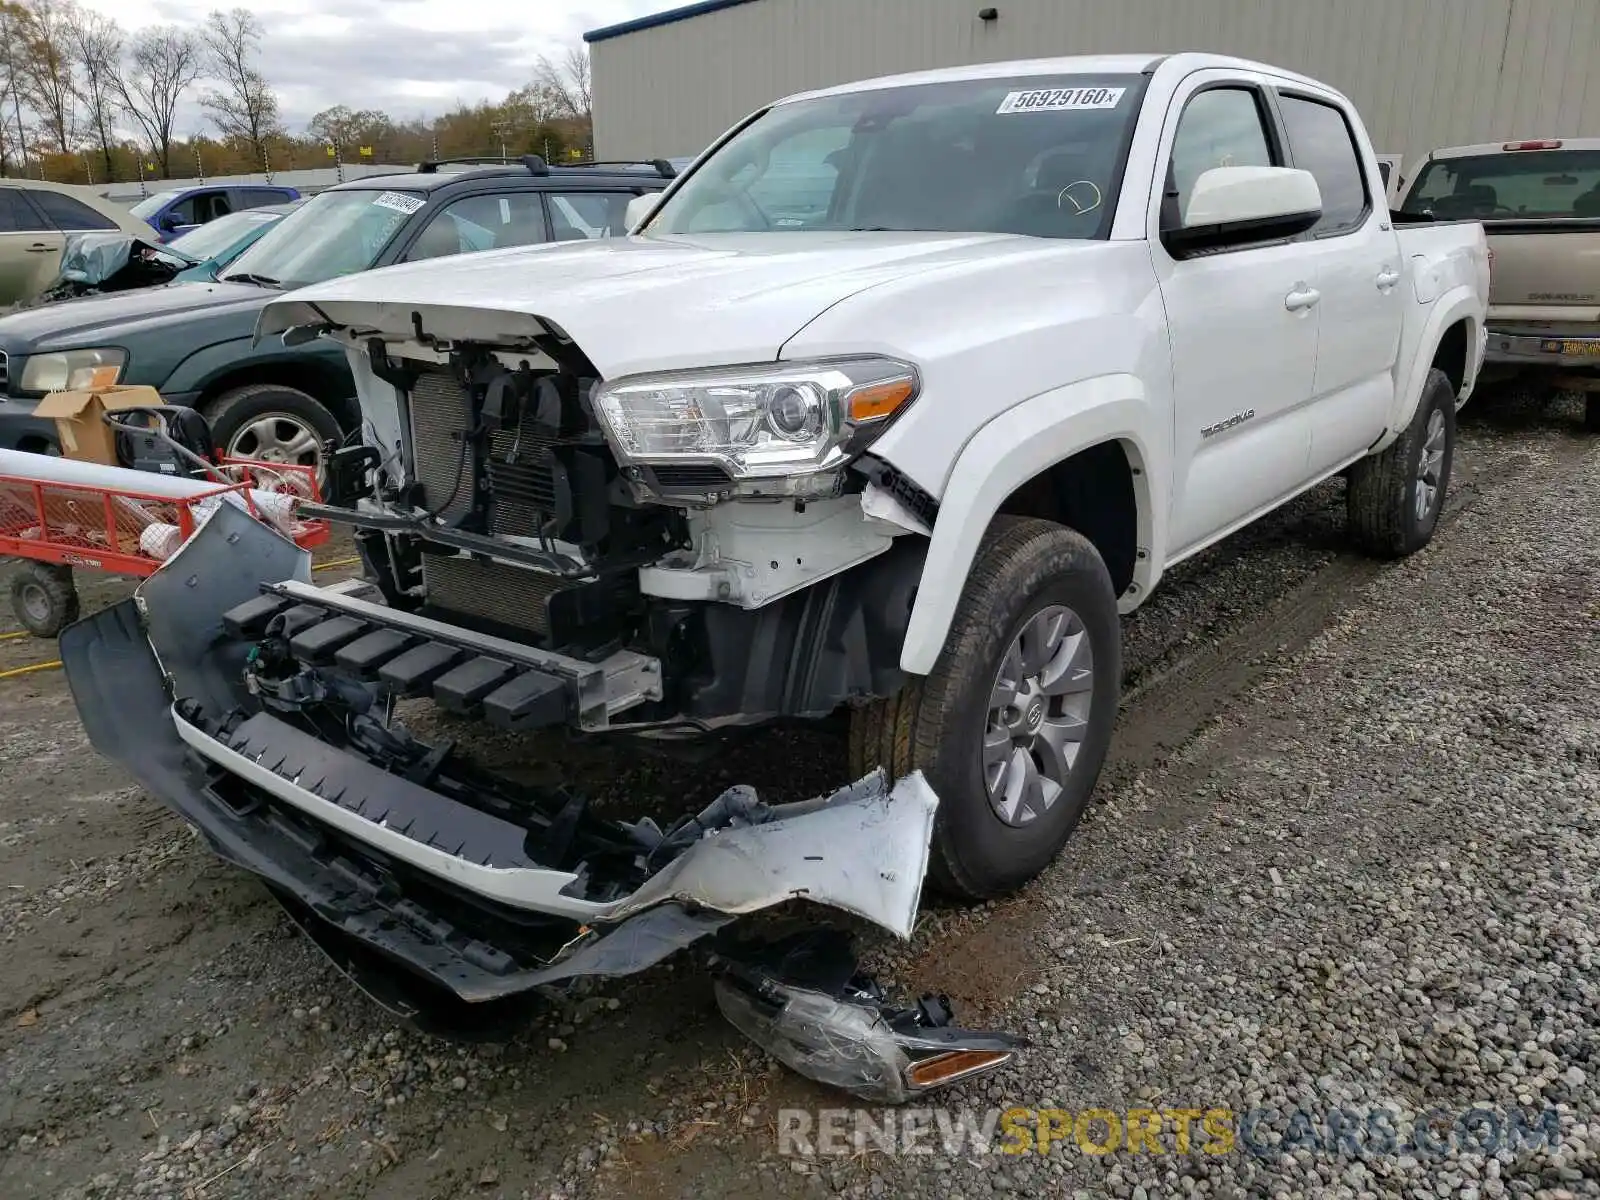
[0, 393, 1594, 1200]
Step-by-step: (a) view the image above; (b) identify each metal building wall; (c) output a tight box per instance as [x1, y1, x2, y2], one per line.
[590, 0, 1600, 164]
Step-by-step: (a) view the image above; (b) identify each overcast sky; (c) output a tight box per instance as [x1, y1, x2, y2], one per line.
[76, 0, 683, 136]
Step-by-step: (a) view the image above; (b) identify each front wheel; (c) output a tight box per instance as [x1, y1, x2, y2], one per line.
[849, 516, 1122, 901]
[1584, 393, 1600, 433]
[202, 384, 342, 481]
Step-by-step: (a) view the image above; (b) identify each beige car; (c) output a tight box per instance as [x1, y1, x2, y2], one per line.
[1396, 137, 1600, 429]
[0, 178, 154, 308]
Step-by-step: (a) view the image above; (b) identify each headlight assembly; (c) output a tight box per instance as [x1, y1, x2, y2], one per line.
[592, 357, 919, 498]
[19, 347, 127, 394]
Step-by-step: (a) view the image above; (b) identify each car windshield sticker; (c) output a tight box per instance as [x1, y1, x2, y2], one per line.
[996, 87, 1126, 115]
[372, 191, 425, 215]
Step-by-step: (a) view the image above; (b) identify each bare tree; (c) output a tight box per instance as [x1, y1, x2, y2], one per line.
[533, 44, 591, 121]
[200, 8, 280, 171]
[113, 24, 202, 177]
[0, 2, 32, 174]
[65, 5, 122, 182]
[19, 0, 76, 153]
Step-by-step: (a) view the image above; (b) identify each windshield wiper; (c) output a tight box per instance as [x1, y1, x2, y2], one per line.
[221, 272, 283, 288]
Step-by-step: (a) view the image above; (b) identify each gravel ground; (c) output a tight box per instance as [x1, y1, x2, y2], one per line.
[0, 391, 1596, 1200]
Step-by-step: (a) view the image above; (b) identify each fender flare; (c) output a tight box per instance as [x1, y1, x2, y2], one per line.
[1380, 287, 1482, 448]
[895, 373, 1163, 677]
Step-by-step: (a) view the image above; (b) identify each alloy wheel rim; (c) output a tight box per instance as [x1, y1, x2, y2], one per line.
[983, 604, 1096, 828]
[1415, 408, 1447, 523]
[226, 413, 323, 473]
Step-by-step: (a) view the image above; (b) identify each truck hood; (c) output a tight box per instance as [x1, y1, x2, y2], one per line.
[0, 280, 271, 352]
[257, 232, 1045, 377]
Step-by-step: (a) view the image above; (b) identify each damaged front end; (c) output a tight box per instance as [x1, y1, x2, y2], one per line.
[60, 503, 1019, 1100]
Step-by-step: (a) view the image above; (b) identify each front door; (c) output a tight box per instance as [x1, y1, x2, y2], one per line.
[1152, 76, 1320, 556]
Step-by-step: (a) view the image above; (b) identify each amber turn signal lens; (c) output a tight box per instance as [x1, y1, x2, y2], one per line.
[906, 1049, 1013, 1089]
[846, 378, 916, 423]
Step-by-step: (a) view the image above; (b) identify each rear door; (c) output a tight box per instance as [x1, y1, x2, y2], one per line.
[1272, 89, 1402, 472]
[0, 187, 64, 305]
[1150, 74, 1320, 556]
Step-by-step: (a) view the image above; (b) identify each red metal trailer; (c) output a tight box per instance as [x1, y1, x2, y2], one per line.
[0, 458, 330, 637]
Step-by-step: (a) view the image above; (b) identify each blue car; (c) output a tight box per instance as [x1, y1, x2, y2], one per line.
[129, 183, 301, 242]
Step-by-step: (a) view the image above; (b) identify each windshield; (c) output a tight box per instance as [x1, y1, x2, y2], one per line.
[222, 188, 424, 288]
[168, 210, 280, 262]
[129, 190, 182, 219]
[647, 74, 1144, 239]
[1399, 149, 1600, 219]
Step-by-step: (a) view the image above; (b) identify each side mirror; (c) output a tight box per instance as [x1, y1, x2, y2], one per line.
[1163, 166, 1322, 257]
[625, 193, 661, 233]
[159, 212, 180, 231]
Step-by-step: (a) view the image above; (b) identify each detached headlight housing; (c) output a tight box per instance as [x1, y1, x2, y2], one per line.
[593, 357, 919, 499]
[20, 347, 126, 394]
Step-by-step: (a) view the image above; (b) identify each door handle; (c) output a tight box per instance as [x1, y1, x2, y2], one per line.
[24, 243, 58, 254]
[1376, 267, 1401, 289]
[1284, 286, 1321, 312]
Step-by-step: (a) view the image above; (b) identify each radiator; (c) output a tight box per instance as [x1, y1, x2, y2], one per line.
[406, 371, 476, 524]
[421, 554, 565, 636]
[406, 368, 565, 539]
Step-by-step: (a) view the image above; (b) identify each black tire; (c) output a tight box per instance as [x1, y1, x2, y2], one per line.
[10, 562, 78, 638]
[202, 384, 342, 476]
[848, 516, 1121, 901]
[1346, 367, 1457, 558]
[1585, 393, 1600, 433]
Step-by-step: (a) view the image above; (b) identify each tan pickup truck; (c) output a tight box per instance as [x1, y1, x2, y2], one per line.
[1395, 138, 1600, 430]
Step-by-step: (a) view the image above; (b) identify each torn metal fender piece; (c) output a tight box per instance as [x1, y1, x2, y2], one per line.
[611, 770, 938, 939]
[860, 480, 933, 538]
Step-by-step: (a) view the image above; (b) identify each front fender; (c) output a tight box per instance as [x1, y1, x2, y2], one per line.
[164, 336, 349, 398]
[892, 373, 1163, 677]
[1378, 285, 1482, 451]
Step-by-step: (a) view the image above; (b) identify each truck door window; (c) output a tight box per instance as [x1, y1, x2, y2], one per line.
[1277, 94, 1369, 235]
[1167, 87, 1275, 227]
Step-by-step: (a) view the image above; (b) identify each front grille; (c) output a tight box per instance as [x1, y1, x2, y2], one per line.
[422, 554, 565, 636]
[0, 351, 9, 392]
[406, 371, 475, 522]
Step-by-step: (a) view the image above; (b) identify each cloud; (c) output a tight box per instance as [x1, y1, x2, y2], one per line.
[79, 0, 680, 134]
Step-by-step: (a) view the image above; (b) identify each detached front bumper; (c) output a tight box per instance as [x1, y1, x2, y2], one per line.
[60, 504, 1017, 1099]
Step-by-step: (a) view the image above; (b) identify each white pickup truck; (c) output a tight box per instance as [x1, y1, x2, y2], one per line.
[62, 53, 1489, 1099]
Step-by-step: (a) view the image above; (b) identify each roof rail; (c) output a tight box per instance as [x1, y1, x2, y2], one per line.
[568, 159, 678, 178]
[413, 155, 552, 177]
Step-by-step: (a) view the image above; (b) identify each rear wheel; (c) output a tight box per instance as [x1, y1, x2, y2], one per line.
[1346, 367, 1456, 558]
[848, 516, 1121, 900]
[9, 562, 78, 638]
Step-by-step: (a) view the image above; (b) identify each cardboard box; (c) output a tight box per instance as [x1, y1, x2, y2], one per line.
[32, 384, 166, 467]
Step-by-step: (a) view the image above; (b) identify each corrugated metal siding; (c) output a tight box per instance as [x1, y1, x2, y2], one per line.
[591, 0, 1600, 163]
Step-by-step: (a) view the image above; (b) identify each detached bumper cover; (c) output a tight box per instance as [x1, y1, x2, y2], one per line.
[61, 504, 940, 1005]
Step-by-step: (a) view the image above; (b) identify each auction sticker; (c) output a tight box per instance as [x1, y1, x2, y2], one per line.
[997, 87, 1125, 114]
[372, 191, 426, 214]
